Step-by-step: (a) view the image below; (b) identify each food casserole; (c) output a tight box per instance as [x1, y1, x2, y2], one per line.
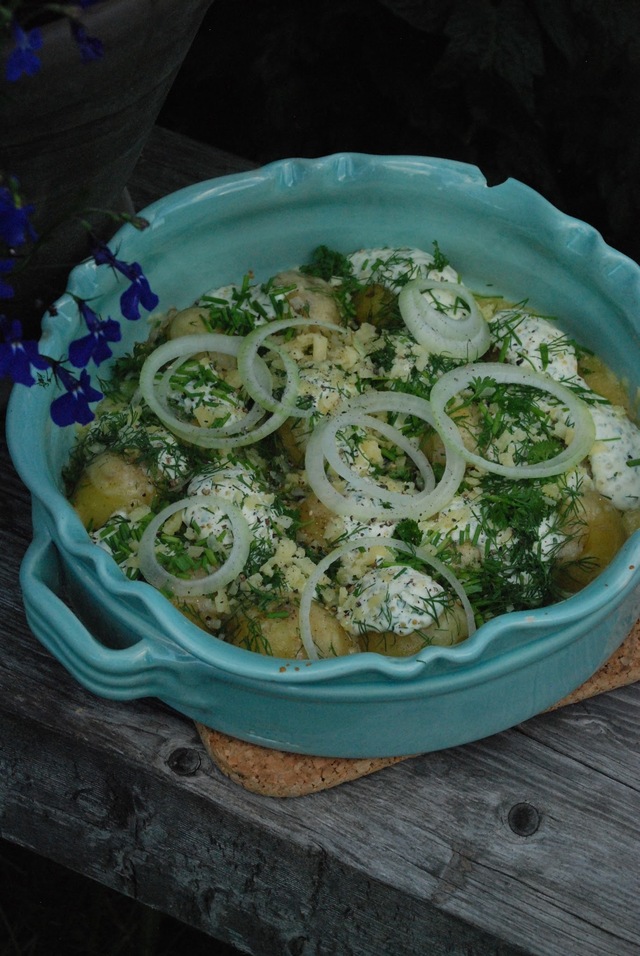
[8, 153, 640, 757]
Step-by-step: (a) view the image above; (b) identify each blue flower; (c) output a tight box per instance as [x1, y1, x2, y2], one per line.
[50, 367, 103, 426]
[68, 300, 121, 367]
[0, 184, 37, 248]
[70, 21, 104, 63]
[119, 261, 159, 320]
[0, 260, 15, 299]
[5, 22, 43, 82]
[0, 317, 49, 387]
[92, 243, 159, 320]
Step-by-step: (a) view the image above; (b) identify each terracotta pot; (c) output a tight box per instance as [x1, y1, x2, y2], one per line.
[1, 0, 213, 335]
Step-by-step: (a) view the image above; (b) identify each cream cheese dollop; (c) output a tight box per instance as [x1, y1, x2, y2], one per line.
[588, 403, 640, 510]
[336, 564, 446, 636]
[348, 246, 458, 290]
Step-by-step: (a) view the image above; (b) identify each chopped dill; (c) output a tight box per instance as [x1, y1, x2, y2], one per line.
[369, 336, 397, 373]
[395, 518, 422, 547]
[300, 245, 353, 281]
[431, 240, 450, 273]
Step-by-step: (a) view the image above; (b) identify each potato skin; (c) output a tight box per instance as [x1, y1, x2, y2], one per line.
[352, 283, 400, 329]
[556, 489, 627, 591]
[227, 598, 359, 659]
[274, 270, 341, 329]
[579, 353, 634, 417]
[623, 508, 640, 538]
[359, 604, 469, 657]
[278, 417, 311, 468]
[71, 451, 155, 529]
[297, 493, 335, 550]
[167, 306, 211, 339]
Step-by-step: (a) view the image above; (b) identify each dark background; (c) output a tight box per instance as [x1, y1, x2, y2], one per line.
[158, 0, 640, 265]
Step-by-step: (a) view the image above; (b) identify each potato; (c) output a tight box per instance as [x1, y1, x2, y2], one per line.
[297, 493, 335, 550]
[174, 602, 211, 633]
[579, 353, 634, 417]
[555, 489, 627, 591]
[274, 270, 341, 328]
[226, 598, 359, 659]
[419, 427, 447, 470]
[359, 604, 469, 657]
[71, 451, 155, 529]
[278, 416, 312, 467]
[476, 295, 515, 322]
[622, 508, 640, 538]
[167, 306, 211, 339]
[352, 283, 400, 329]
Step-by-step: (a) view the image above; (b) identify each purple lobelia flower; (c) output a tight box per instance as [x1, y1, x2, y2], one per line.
[92, 242, 159, 320]
[0, 260, 15, 299]
[68, 299, 121, 367]
[5, 22, 43, 81]
[0, 183, 37, 248]
[119, 261, 159, 320]
[0, 317, 50, 387]
[50, 366, 103, 426]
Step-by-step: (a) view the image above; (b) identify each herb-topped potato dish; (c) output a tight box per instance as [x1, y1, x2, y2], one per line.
[64, 244, 640, 662]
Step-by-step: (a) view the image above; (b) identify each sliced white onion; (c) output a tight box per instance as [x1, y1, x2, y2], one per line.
[139, 333, 291, 448]
[399, 278, 491, 359]
[157, 355, 265, 437]
[299, 535, 476, 660]
[319, 411, 435, 507]
[429, 361, 596, 478]
[305, 390, 465, 519]
[138, 494, 251, 597]
[237, 317, 347, 419]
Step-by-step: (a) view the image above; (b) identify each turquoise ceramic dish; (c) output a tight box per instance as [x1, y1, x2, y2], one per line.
[8, 154, 640, 757]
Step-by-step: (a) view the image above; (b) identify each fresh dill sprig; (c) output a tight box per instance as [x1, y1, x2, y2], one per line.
[300, 245, 353, 281]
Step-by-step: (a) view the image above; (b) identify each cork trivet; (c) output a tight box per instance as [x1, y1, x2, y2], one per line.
[196, 619, 640, 798]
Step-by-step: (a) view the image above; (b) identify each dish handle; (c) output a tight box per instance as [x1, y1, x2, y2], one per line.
[20, 527, 173, 701]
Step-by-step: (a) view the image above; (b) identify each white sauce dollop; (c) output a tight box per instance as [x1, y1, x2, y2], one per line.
[589, 404, 640, 510]
[187, 463, 276, 544]
[336, 564, 446, 636]
[348, 246, 458, 290]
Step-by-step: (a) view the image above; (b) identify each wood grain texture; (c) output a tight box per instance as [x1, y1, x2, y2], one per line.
[2, 127, 640, 956]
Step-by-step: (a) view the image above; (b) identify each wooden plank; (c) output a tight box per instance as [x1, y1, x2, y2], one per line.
[2, 127, 640, 956]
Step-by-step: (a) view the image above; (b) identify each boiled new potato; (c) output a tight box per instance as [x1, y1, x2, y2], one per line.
[274, 270, 341, 328]
[352, 283, 401, 329]
[623, 508, 640, 537]
[278, 416, 312, 467]
[297, 493, 335, 550]
[359, 603, 469, 657]
[167, 306, 211, 339]
[71, 451, 155, 529]
[556, 489, 627, 591]
[227, 598, 359, 659]
[579, 353, 634, 417]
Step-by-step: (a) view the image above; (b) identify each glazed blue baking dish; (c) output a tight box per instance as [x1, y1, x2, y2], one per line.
[7, 154, 640, 757]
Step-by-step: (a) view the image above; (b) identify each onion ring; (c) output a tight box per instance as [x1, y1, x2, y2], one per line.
[429, 362, 596, 478]
[399, 278, 491, 359]
[138, 494, 252, 597]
